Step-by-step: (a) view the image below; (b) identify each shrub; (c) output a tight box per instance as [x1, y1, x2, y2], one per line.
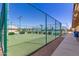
[39, 31, 42, 34]
[48, 31, 52, 35]
[43, 32, 46, 34]
[27, 31, 32, 34]
[35, 31, 38, 34]
[19, 31, 25, 34]
[8, 32, 15, 35]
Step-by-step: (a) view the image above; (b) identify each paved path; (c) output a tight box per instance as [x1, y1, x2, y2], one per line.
[0, 48, 3, 56]
[52, 33, 79, 56]
[0, 42, 3, 56]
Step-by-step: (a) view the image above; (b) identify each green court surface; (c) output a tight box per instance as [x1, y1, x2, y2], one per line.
[7, 32, 59, 56]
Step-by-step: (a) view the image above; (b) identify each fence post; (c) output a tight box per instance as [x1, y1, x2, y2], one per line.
[55, 20, 56, 38]
[1, 3, 8, 56]
[60, 23, 62, 36]
[45, 14, 47, 44]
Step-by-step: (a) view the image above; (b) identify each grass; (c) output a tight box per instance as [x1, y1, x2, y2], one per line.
[7, 32, 60, 56]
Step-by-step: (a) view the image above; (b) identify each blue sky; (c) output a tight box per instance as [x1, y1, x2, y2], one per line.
[32, 3, 73, 28]
[0, 4, 2, 14]
[8, 3, 73, 28]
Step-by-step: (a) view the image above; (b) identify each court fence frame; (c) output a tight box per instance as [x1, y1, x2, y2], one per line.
[0, 3, 67, 56]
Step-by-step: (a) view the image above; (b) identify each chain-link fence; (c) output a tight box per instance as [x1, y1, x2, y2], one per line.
[7, 3, 64, 56]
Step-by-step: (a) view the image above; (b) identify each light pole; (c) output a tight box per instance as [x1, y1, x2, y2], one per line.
[40, 24, 43, 31]
[10, 21, 12, 32]
[18, 16, 23, 31]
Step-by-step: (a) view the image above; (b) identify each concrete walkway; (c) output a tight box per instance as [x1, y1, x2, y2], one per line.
[52, 33, 79, 56]
[0, 48, 2, 56]
[0, 42, 3, 56]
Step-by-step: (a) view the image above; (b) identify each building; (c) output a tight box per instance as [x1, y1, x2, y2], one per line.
[8, 25, 18, 33]
[72, 3, 79, 29]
